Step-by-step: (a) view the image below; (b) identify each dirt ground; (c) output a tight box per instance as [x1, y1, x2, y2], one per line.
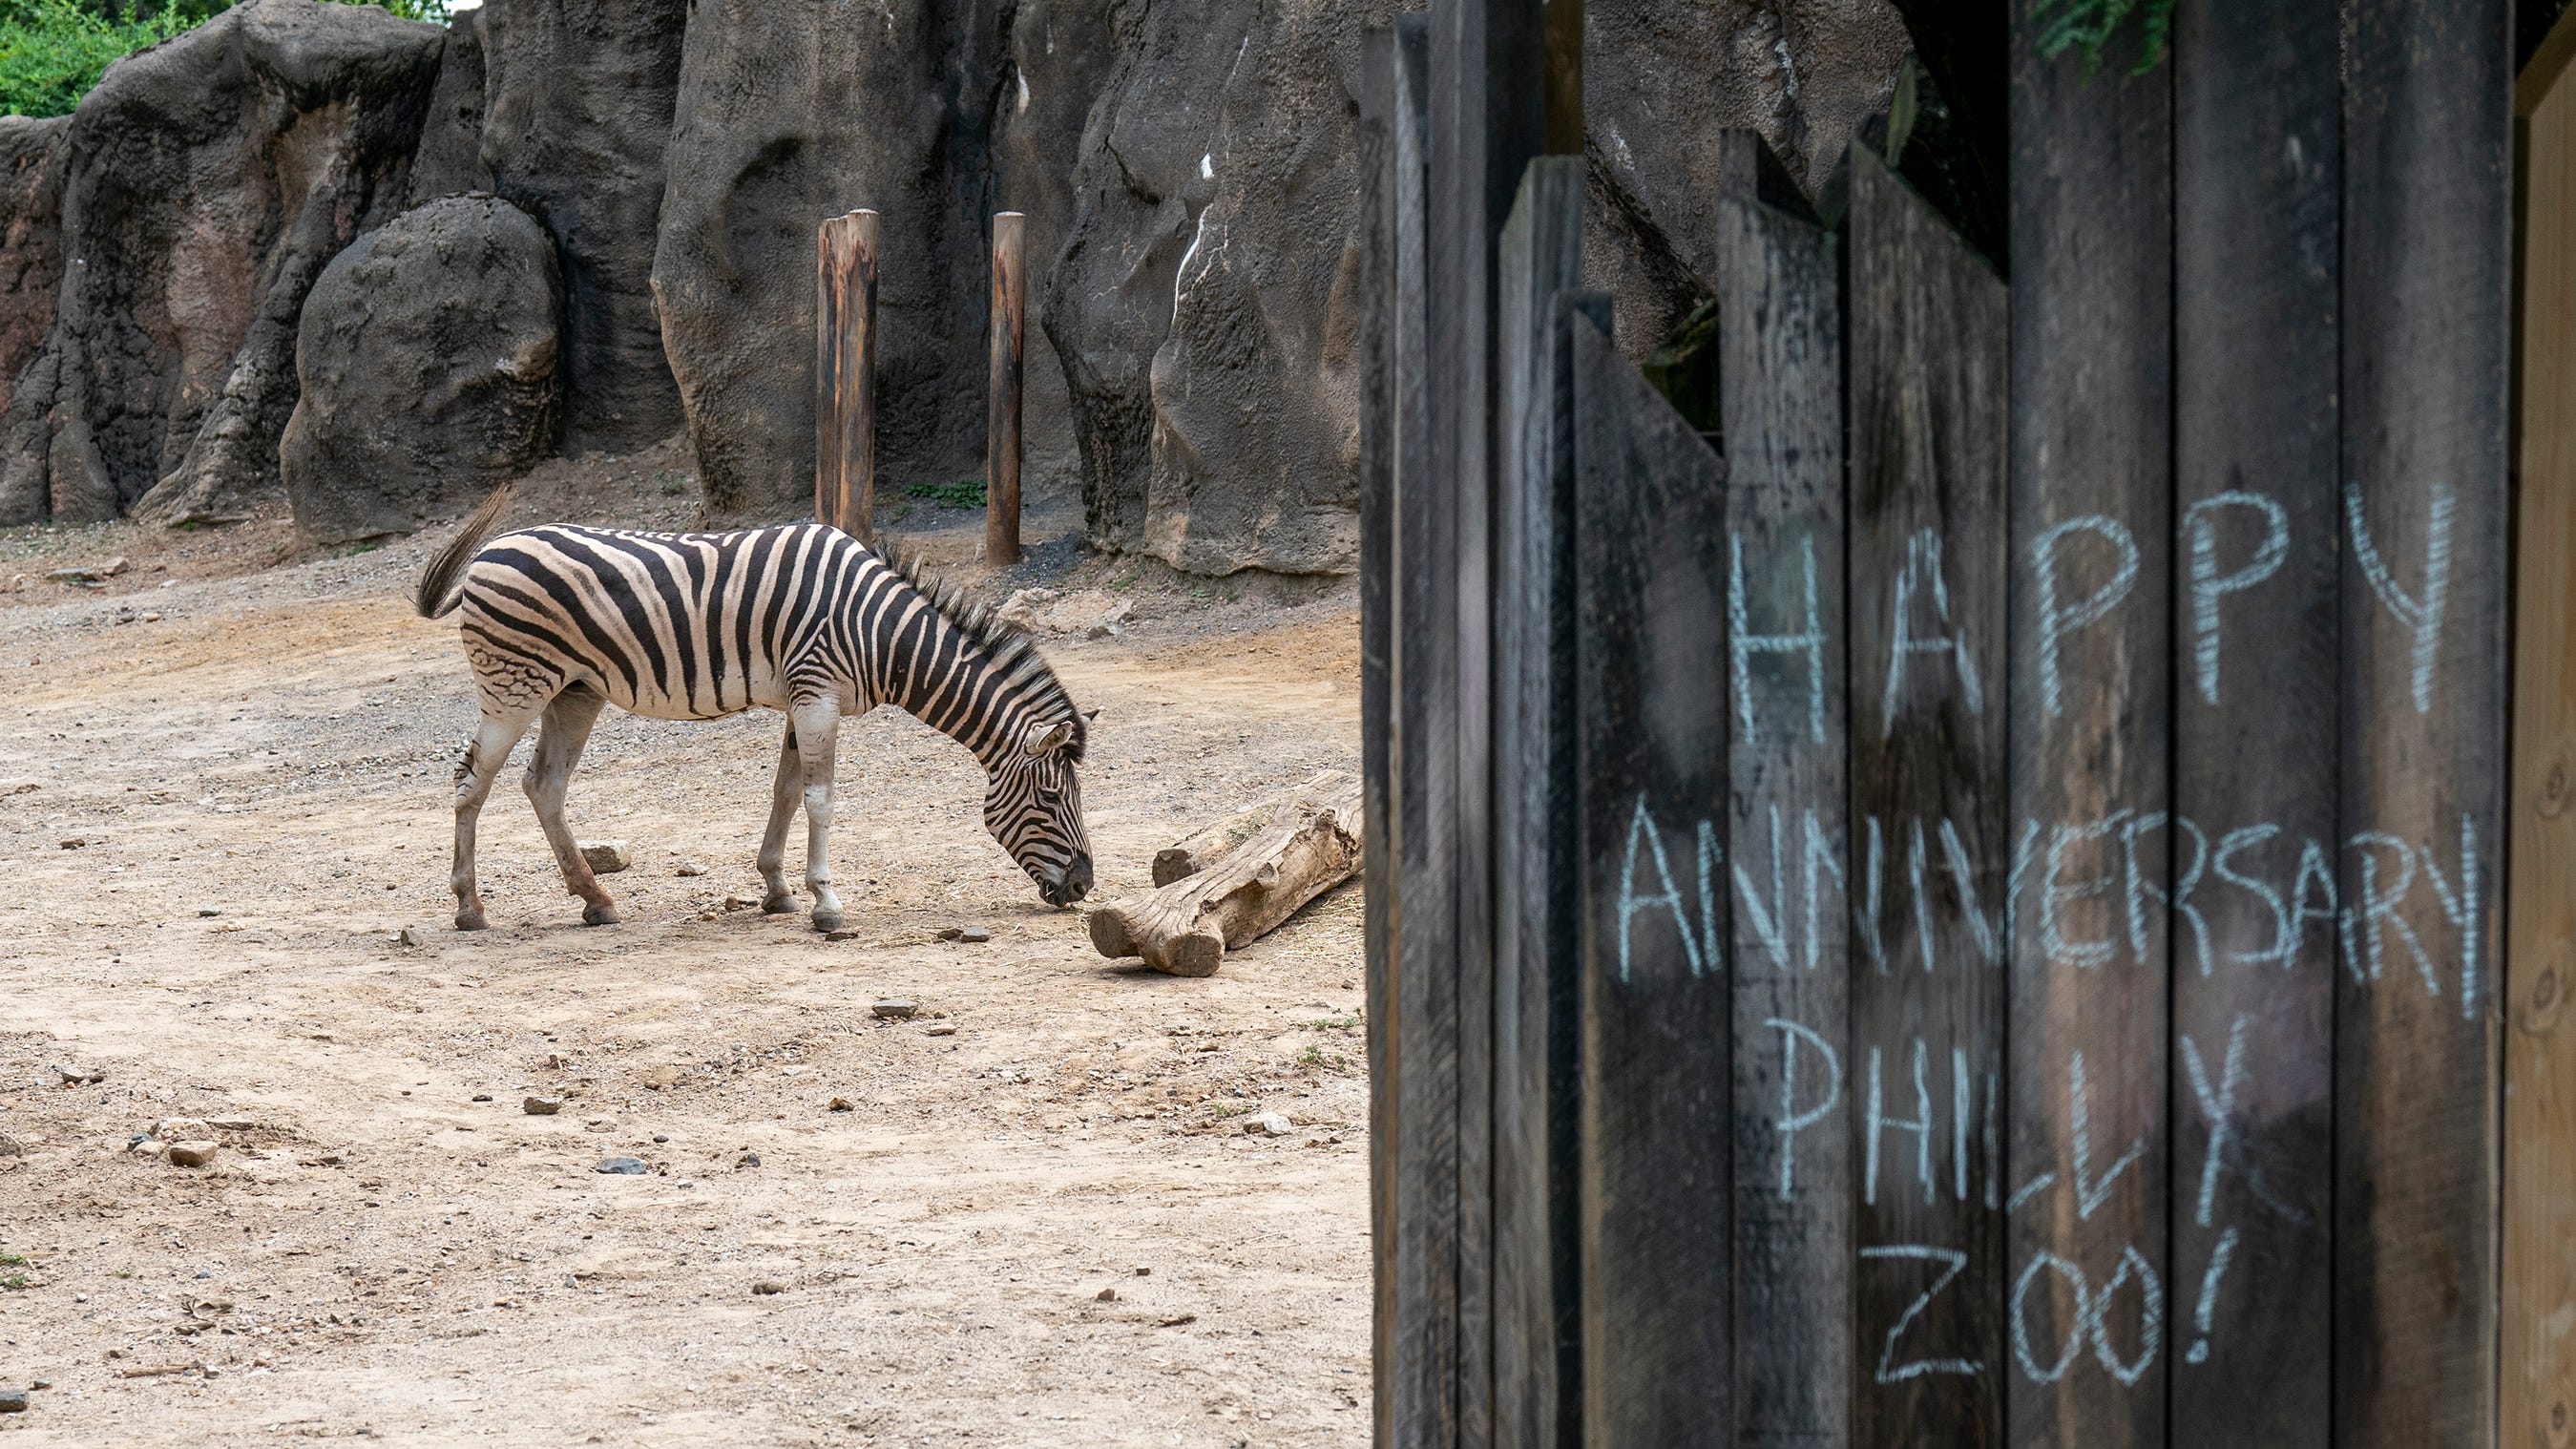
[0, 447, 1371, 1446]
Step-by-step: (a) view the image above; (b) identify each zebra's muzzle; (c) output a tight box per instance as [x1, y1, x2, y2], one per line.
[1037, 853, 1093, 908]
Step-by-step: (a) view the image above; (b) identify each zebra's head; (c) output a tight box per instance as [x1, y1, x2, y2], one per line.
[986, 710, 1096, 907]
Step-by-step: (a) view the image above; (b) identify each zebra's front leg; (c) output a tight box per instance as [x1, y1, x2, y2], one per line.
[524, 687, 618, 926]
[451, 712, 534, 932]
[788, 698, 846, 932]
[756, 723, 801, 914]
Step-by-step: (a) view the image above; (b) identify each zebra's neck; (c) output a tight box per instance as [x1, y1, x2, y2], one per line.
[861, 578, 1033, 773]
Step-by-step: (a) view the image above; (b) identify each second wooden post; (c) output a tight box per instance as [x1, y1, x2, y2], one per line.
[815, 208, 878, 538]
[986, 211, 1025, 566]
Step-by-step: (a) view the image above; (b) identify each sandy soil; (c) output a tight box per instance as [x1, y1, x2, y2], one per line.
[0, 451, 1370, 1447]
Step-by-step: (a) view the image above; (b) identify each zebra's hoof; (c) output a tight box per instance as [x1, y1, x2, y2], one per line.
[455, 910, 487, 932]
[811, 911, 845, 934]
[582, 902, 623, 927]
[761, 892, 797, 915]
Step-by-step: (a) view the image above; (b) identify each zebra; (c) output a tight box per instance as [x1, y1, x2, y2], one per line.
[412, 483, 1096, 933]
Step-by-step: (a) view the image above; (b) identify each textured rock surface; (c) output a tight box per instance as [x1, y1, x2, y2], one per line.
[279, 195, 560, 544]
[0, 117, 69, 424]
[480, 0, 686, 453]
[406, 7, 491, 204]
[0, 0, 441, 527]
[651, 0, 1103, 522]
[1581, 0, 1912, 359]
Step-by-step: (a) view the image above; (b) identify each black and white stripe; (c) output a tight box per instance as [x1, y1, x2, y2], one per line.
[417, 485, 1094, 933]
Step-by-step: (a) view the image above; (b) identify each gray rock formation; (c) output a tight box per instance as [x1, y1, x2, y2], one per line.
[0, 0, 442, 528]
[407, 7, 492, 204]
[479, 0, 686, 453]
[0, 117, 69, 425]
[280, 195, 560, 545]
[651, 0, 1103, 523]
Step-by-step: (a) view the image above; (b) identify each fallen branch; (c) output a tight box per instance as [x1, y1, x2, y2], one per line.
[1089, 769, 1362, 976]
[1150, 768, 1355, 887]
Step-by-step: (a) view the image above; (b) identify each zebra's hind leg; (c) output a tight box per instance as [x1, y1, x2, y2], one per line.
[523, 686, 620, 926]
[755, 722, 801, 914]
[788, 698, 846, 932]
[452, 711, 535, 931]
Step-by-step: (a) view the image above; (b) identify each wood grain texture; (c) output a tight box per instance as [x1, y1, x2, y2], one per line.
[817, 210, 878, 538]
[2168, 2, 2339, 1439]
[1571, 308, 1731, 1448]
[1491, 155, 1584, 1449]
[2005, 14, 2173, 1445]
[1357, 25, 1398, 1446]
[984, 211, 1025, 567]
[2336, 5, 2509, 1444]
[1086, 773, 1362, 975]
[1713, 164, 1848, 1446]
[1844, 140, 2008, 1447]
[2507, 32, 2576, 1446]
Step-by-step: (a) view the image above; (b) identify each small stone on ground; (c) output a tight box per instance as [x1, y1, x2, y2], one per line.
[594, 1157, 648, 1175]
[576, 839, 632, 873]
[751, 1280, 786, 1295]
[166, 1141, 219, 1167]
[957, 927, 992, 943]
[870, 998, 917, 1020]
[1246, 1113, 1293, 1138]
[524, 1096, 563, 1115]
[674, 859, 705, 877]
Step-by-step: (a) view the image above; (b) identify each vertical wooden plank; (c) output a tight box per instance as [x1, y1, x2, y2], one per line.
[2506, 33, 2576, 1448]
[985, 211, 1025, 567]
[1492, 154, 1583, 1449]
[2337, 3, 2510, 1444]
[1571, 307, 1731, 1447]
[842, 210, 880, 540]
[1358, 25, 1404, 1447]
[2005, 12, 2173, 1447]
[2168, 0, 2339, 1439]
[815, 214, 849, 528]
[1388, 19, 1461, 1449]
[1845, 141, 2009, 1447]
[1716, 178, 1848, 1445]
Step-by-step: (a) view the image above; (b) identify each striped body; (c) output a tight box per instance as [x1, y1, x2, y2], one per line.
[420, 490, 1094, 932]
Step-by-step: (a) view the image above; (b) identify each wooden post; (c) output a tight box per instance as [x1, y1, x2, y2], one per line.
[985, 211, 1026, 567]
[815, 209, 878, 537]
[2506, 13, 2576, 1443]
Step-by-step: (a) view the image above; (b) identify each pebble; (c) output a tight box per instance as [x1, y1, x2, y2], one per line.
[523, 1096, 563, 1115]
[870, 998, 918, 1020]
[0, 1133, 21, 1157]
[153, 1117, 211, 1141]
[1135, 1266, 1152, 1276]
[126, 1137, 162, 1157]
[925, 1024, 957, 1038]
[471, 1094, 492, 1103]
[723, 894, 758, 912]
[398, 926, 428, 948]
[594, 1157, 648, 1175]
[167, 1141, 219, 1167]
[1096, 1288, 1118, 1302]
[736, 1152, 762, 1167]
[642, 1065, 687, 1090]
[0, 1390, 24, 1414]
[933, 926, 964, 941]
[1246, 1113, 1294, 1138]
[751, 1280, 786, 1295]
[576, 839, 632, 873]
[675, 859, 706, 877]
[957, 927, 993, 944]
[829, 1097, 853, 1112]
[652, 1134, 669, 1144]
[54, 1063, 102, 1084]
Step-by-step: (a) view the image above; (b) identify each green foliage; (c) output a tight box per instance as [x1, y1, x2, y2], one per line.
[0, 0, 444, 119]
[906, 479, 988, 508]
[2031, 0, 2174, 75]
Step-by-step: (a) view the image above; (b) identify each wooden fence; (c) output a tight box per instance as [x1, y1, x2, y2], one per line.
[1361, 1, 2542, 1443]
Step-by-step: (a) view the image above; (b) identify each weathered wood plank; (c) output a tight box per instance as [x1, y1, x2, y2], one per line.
[2336, 3, 2510, 1444]
[1355, 24, 1399, 1446]
[984, 211, 1025, 567]
[2005, 12, 2174, 1446]
[814, 209, 878, 538]
[1571, 306, 1731, 1447]
[2168, 0, 2339, 1438]
[1384, 21, 1458, 1449]
[1714, 167, 1847, 1446]
[1491, 153, 1583, 1449]
[1844, 140, 2008, 1447]
[2506, 23, 2576, 1444]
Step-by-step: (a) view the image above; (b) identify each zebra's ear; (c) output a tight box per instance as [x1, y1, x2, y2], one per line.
[1025, 719, 1076, 756]
[1081, 707, 1101, 723]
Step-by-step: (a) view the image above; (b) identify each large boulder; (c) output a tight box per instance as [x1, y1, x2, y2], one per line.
[479, 0, 687, 453]
[650, 0, 1104, 522]
[0, 0, 443, 528]
[0, 116, 69, 424]
[280, 195, 561, 544]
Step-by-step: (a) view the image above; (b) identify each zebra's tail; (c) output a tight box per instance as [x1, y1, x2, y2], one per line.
[414, 482, 515, 619]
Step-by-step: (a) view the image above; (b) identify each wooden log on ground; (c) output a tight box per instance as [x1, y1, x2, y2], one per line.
[1152, 769, 1358, 886]
[1090, 772, 1363, 976]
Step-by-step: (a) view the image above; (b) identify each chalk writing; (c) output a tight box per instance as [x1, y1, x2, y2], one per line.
[2344, 480, 2455, 713]
[2183, 491, 2290, 706]
[1858, 1245, 1980, 1382]
[1768, 1017, 1841, 1198]
[2009, 1246, 2164, 1386]
[1882, 528, 1984, 736]
[1730, 531, 1828, 745]
[2184, 1227, 2241, 1365]
[2031, 514, 2142, 718]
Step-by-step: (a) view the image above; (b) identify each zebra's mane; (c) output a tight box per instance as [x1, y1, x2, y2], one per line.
[879, 544, 1087, 763]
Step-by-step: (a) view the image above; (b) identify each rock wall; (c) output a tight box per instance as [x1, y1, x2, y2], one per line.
[650, 0, 1102, 522]
[480, 0, 685, 453]
[0, 0, 442, 528]
[405, 7, 490, 204]
[281, 194, 561, 543]
[0, 117, 69, 426]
